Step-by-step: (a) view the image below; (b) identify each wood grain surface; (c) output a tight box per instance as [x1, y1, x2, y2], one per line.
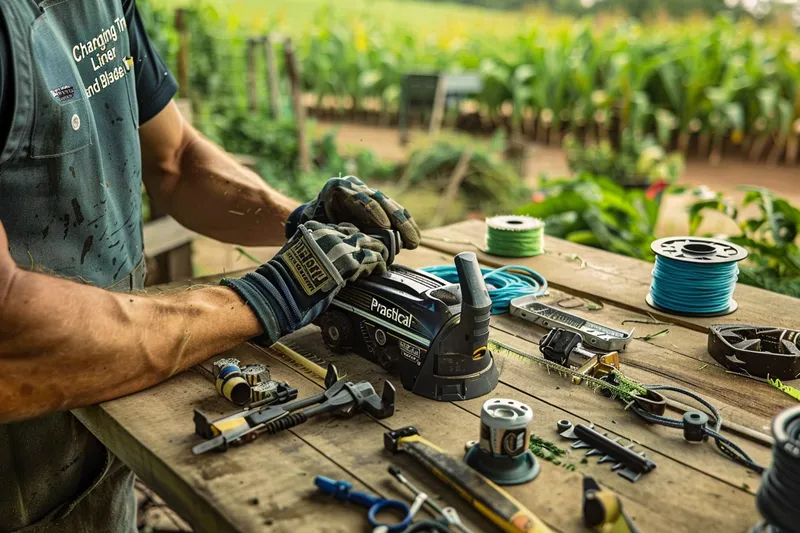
[73, 223, 799, 533]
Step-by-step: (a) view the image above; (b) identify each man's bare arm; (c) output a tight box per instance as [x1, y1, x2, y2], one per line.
[0, 221, 261, 423]
[140, 101, 300, 246]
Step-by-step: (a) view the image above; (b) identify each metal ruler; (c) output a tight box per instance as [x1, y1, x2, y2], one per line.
[509, 295, 633, 352]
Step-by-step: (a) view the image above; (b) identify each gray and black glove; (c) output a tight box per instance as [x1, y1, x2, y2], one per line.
[285, 176, 421, 249]
[222, 221, 389, 345]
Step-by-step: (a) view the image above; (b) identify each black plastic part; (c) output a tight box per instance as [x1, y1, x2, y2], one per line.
[582, 477, 606, 528]
[229, 381, 251, 406]
[708, 325, 800, 380]
[384, 426, 419, 453]
[573, 424, 657, 474]
[683, 411, 710, 442]
[540, 328, 582, 367]
[318, 310, 354, 353]
[755, 406, 800, 533]
[320, 253, 499, 402]
[557, 419, 573, 433]
[464, 444, 540, 485]
[264, 412, 308, 434]
[193, 409, 215, 440]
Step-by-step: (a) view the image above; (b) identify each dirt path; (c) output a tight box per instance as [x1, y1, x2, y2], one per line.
[316, 120, 799, 235]
[191, 121, 798, 275]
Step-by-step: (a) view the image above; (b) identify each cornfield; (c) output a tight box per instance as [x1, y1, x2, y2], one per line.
[140, 1, 800, 165]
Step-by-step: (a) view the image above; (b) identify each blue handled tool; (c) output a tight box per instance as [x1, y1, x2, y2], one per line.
[314, 476, 416, 532]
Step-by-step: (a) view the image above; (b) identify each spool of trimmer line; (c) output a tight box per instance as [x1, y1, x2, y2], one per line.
[647, 237, 748, 317]
[464, 398, 539, 485]
[485, 216, 545, 258]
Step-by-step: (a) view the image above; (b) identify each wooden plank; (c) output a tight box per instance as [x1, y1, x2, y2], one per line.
[428, 75, 447, 136]
[246, 39, 258, 113]
[143, 216, 196, 257]
[74, 361, 395, 533]
[430, 147, 473, 227]
[283, 327, 763, 533]
[79, 239, 780, 532]
[283, 38, 310, 173]
[421, 220, 799, 332]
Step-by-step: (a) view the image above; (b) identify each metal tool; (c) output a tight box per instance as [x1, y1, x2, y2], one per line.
[388, 466, 474, 533]
[240, 363, 271, 385]
[489, 339, 667, 416]
[193, 365, 396, 454]
[708, 324, 800, 380]
[193, 381, 298, 440]
[559, 422, 656, 483]
[539, 328, 621, 385]
[315, 476, 419, 533]
[464, 399, 539, 485]
[510, 296, 633, 352]
[384, 427, 554, 533]
[316, 251, 499, 401]
[582, 477, 641, 533]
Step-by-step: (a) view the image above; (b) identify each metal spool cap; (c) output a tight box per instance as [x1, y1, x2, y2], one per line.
[486, 215, 543, 232]
[647, 236, 749, 318]
[464, 399, 539, 485]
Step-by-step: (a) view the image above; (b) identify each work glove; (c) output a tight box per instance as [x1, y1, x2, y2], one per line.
[222, 221, 389, 345]
[285, 176, 421, 250]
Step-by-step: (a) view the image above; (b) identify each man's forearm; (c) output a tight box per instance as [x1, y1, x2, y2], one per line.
[0, 267, 261, 423]
[141, 102, 300, 246]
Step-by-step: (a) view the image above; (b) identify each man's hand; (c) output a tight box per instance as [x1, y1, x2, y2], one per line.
[222, 221, 389, 345]
[286, 176, 421, 249]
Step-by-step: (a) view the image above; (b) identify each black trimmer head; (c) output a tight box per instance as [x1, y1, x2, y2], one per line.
[315, 252, 499, 401]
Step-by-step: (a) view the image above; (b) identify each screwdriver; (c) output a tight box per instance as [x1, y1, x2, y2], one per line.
[388, 466, 474, 533]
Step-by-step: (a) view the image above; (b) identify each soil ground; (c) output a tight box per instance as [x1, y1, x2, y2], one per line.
[192, 120, 799, 276]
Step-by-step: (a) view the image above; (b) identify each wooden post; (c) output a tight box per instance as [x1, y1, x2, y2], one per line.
[284, 38, 310, 173]
[246, 38, 258, 113]
[430, 148, 473, 227]
[263, 35, 280, 119]
[429, 75, 448, 136]
[175, 8, 190, 97]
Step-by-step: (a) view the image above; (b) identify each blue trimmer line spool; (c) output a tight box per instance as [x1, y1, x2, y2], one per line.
[647, 236, 748, 318]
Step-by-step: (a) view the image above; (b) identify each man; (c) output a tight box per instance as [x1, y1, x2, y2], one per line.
[0, 1, 420, 532]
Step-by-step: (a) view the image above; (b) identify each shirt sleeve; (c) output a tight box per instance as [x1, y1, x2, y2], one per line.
[123, 0, 178, 125]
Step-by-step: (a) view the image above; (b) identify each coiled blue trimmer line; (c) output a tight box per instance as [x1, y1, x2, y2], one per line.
[647, 237, 748, 317]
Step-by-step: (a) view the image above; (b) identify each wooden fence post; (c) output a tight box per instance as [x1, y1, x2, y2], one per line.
[263, 35, 280, 119]
[175, 8, 190, 97]
[284, 38, 310, 173]
[429, 75, 448, 137]
[246, 38, 258, 113]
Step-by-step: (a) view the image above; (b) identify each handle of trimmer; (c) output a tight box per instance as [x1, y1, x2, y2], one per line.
[454, 252, 492, 359]
[363, 228, 403, 266]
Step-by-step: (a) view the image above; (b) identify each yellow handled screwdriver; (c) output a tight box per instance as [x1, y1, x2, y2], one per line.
[384, 427, 554, 533]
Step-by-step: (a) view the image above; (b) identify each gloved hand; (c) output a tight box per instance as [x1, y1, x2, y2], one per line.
[222, 221, 389, 345]
[285, 176, 421, 250]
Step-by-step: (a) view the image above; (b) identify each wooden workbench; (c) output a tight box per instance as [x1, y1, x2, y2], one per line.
[74, 220, 799, 533]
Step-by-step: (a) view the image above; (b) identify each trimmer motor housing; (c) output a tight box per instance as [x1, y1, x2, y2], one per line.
[314, 252, 499, 401]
